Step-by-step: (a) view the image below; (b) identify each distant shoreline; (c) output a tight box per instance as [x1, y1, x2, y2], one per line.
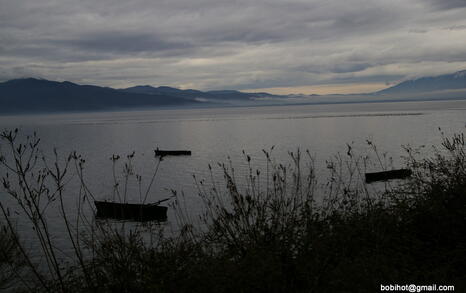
[1, 95, 466, 117]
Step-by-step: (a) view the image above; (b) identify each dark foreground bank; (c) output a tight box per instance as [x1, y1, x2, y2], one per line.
[0, 130, 465, 292]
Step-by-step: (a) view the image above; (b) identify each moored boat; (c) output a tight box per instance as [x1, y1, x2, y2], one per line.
[365, 169, 412, 183]
[154, 149, 191, 156]
[94, 200, 168, 221]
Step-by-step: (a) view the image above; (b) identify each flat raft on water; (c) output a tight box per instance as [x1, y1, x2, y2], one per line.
[95, 200, 168, 222]
[155, 149, 191, 156]
[365, 169, 412, 183]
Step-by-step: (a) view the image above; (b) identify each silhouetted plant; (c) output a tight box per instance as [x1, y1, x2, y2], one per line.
[0, 129, 166, 292]
[1, 129, 464, 292]
[0, 219, 24, 291]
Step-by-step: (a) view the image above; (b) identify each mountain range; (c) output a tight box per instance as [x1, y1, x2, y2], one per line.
[0, 70, 465, 114]
[0, 78, 195, 114]
[376, 70, 466, 95]
[120, 85, 274, 101]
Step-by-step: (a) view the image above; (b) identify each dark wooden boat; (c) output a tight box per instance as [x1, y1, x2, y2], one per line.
[365, 169, 412, 183]
[95, 200, 168, 221]
[155, 149, 191, 156]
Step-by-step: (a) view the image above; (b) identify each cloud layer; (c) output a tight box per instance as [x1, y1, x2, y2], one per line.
[1, 0, 466, 93]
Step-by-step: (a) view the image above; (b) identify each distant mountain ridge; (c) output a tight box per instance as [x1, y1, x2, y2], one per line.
[120, 85, 204, 96]
[1, 69, 466, 114]
[0, 78, 278, 114]
[120, 85, 274, 101]
[0, 78, 198, 114]
[377, 70, 466, 95]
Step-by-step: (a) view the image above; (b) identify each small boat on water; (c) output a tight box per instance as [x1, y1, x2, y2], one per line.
[365, 169, 412, 183]
[155, 149, 191, 156]
[95, 200, 168, 222]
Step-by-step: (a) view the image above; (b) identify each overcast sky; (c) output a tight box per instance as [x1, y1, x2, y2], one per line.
[1, 0, 466, 94]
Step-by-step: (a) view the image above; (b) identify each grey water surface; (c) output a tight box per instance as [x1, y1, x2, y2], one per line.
[1, 99, 465, 258]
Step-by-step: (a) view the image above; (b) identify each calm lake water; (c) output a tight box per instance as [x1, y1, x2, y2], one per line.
[1, 99, 465, 257]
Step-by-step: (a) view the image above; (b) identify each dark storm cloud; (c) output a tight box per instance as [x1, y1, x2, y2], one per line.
[1, 0, 466, 91]
[427, 0, 466, 10]
[53, 32, 193, 55]
[296, 63, 373, 74]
